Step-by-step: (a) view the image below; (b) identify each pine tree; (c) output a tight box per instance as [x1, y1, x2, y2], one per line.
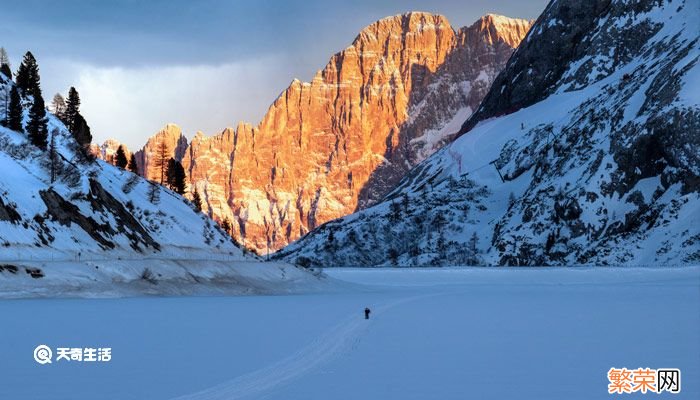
[326, 229, 335, 251]
[174, 161, 186, 194]
[432, 213, 447, 231]
[148, 183, 160, 204]
[115, 145, 128, 169]
[436, 231, 446, 260]
[0, 87, 7, 126]
[467, 232, 479, 265]
[51, 93, 66, 119]
[49, 129, 58, 183]
[221, 218, 232, 235]
[15, 51, 41, 97]
[468, 232, 478, 255]
[165, 158, 176, 188]
[388, 248, 398, 266]
[545, 232, 556, 254]
[7, 86, 22, 131]
[26, 94, 48, 150]
[389, 201, 401, 223]
[64, 87, 80, 132]
[166, 158, 186, 194]
[192, 189, 203, 212]
[128, 153, 138, 174]
[0, 48, 11, 79]
[71, 113, 92, 150]
[0, 64, 10, 81]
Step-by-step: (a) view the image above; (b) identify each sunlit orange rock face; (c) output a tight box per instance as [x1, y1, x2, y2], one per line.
[134, 124, 188, 183]
[90, 139, 132, 167]
[149, 13, 531, 253]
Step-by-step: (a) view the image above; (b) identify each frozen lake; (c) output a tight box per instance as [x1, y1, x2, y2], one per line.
[1, 267, 698, 399]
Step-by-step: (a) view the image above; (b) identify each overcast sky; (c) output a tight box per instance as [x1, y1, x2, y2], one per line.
[1, 0, 548, 150]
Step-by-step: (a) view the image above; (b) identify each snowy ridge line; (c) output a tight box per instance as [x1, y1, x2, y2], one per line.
[170, 293, 440, 400]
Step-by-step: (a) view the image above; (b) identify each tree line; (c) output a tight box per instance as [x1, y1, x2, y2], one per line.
[1, 48, 91, 153]
[110, 128, 201, 210]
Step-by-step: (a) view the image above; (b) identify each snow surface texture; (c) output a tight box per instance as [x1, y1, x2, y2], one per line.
[0, 259, 327, 299]
[0, 77, 320, 297]
[2, 267, 698, 399]
[278, 0, 700, 267]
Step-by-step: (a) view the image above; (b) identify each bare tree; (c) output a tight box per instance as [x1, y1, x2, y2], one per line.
[0, 48, 9, 65]
[0, 47, 11, 78]
[152, 139, 171, 185]
[51, 93, 66, 119]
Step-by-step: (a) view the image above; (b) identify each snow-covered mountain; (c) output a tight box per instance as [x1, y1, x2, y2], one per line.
[277, 0, 700, 267]
[0, 76, 319, 297]
[109, 13, 531, 254]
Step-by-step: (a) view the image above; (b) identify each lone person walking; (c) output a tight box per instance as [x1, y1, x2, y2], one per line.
[364, 307, 371, 320]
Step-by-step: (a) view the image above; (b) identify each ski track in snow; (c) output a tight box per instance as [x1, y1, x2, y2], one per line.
[170, 292, 437, 400]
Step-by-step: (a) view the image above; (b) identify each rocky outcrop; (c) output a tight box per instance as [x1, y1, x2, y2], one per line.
[0, 196, 21, 223]
[175, 12, 531, 253]
[91, 138, 132, 166]
[358, 14, 532, 208]
[39, 188, 116, 249]
[460, 0, 615, 133]
[135, 123, 188, 183]
[37, 180, 160, 251]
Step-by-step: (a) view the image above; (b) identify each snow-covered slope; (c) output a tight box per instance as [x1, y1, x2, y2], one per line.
[277, 0, 700, 266]
[0, 77, 320, 297]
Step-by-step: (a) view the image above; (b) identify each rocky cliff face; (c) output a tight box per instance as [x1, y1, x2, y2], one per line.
[91, 138, 132, 166]
[277, 0, 700, 267]
[359, 14, 532, 207]
[174, 12, 531, 253]
[135, 124, 188, 183]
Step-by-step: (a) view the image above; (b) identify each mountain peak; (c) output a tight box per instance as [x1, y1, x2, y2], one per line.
[159, 123, 182, 135]
[353, 11, 453, 48]
[480, 13, 525, 25]
[376, 11, 447, 23]
[460, 14, 533, 47]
